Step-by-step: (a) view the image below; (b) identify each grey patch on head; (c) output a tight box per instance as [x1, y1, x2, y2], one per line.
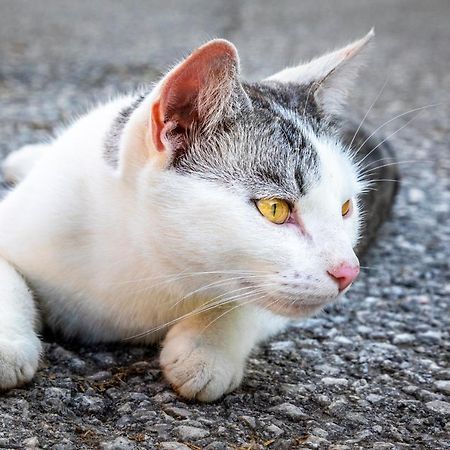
[171, 81, 325, 201]
[103, 93, 147, 167]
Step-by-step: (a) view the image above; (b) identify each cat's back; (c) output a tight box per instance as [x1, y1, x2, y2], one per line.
[0, 95, 135, 273]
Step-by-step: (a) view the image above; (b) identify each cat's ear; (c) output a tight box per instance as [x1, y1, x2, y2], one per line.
[118, 39, 241, 178]
[266, 30, 374, 115]
[151, 39, 240, 155]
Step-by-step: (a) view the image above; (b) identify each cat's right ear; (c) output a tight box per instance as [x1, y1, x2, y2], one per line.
[119, 39, 240, 179]
[266, 31, 374, 116]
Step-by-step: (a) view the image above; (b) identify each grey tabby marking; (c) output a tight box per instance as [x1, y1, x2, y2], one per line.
[103, 94, 146, 167]
[171, 81, 323, 201]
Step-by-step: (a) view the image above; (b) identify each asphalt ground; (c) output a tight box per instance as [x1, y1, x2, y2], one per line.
[0, 1, 449, 448]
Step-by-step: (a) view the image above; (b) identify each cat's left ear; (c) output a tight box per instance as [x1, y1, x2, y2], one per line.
[151, 39, 240, 155]
[266, 30, 374, 115]
[118, 39, 241, 179]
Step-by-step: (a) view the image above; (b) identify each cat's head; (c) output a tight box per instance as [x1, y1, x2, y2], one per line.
[119, 33, 373, 317]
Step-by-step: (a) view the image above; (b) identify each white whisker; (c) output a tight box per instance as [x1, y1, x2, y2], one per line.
[357, 112, 428, 170]
[355, 103, 439, 166]
[121, 282, 280, 341]
[200, 292, 278, 335]
[359, 159, 424, 177]
[171, 274, 270, 309]
[348, 75, 390, 150]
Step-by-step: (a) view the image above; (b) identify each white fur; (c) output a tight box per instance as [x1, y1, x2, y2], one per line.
[2, 143, 49, 184]
[0, 39, 365, 400]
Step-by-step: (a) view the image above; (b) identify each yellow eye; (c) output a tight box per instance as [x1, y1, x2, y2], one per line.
[342, 199, 351, 217]
[256, 198, 290, 224]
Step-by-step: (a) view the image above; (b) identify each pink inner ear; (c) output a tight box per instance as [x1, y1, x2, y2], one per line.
[156, 40, 238, 143]
[151, 101, 165, 152]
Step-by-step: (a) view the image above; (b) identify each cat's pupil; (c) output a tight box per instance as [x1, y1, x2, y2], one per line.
[272, 203, 277, 217]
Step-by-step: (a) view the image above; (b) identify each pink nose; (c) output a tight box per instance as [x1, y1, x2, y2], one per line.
[328, 263, 360, 292]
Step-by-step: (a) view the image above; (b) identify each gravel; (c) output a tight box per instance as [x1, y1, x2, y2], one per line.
[0, 0, 449, 448]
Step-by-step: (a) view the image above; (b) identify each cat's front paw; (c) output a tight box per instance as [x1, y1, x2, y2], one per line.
[160, 329, 244, 402]
[0, 335, 42, 390]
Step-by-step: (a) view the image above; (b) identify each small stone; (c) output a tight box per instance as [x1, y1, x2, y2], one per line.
[269, 402, 307, 421]
[418, 358, 440, 371]
[88, 370, 112, 381]
[174, 425, 210, 440]
[117, 402, 133, 414]
[329, 446, 350, 450]
[328, 399, 348, 416]
[425, 400, 450, 415]
[402, 385, 418, 394]
[357, 325, 372, 335]
[52, 439, 74, 450]
[132, 360, 151, 371]
[315, 364, 340, 375]
[151, 392, 178, 403]
[434, 380, 450, 394]
[352, 379, 368, 391]
[418, 330, 442, 344]
[417, 389, 442, 402]
[437, 369, 450, 380]
[346, 412, 369, 425]
[23, 437, 39, 449]
[163, 406, 192, 419]
[159, 443, 191, 450]
[239, 415, 256, 428]
[266, 424, 284, 436]
[408, 188, 425, 203]
[73, 394, 105, 413]
[132, 408, 158, 422]
[146, 423, 171, 439]
[270, 340, 294, 351]
[316, 394, 331, 406]
[129, 392, 149, 402]
[204, 442, 231, 450]
[334, 336, 352, 345]
[321, 377, 349, 387]
[116, 415, 132, 428]
[92, 352, 116, 368]
[311, 427, 328, 438]
[371, 443, 395, 449]
[101, 437, 135, 450]
[366, 394, 384, 404]
[44, 387, 71, 408]
[392, 333, 415, 345]
[304, 434, 330, 448]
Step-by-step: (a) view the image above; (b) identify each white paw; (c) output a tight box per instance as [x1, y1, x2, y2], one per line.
[0, 335, 42, 390]
[160, 331, 244, 402]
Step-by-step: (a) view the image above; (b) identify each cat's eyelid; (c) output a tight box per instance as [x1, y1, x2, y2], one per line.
[251, 197, 295, 209]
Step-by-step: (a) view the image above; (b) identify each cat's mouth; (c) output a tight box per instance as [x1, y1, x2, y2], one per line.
[237, 268, 354, 317]
[256, 293, 339, 318]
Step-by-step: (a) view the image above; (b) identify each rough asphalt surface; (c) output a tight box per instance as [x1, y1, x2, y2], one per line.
[0, 0, 449, 448]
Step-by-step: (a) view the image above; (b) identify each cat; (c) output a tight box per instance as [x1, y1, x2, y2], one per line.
[0, 31, 398, 402]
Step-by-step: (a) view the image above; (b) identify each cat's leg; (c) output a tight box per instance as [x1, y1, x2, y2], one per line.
[160, 305, 288, 402]
[0, 257, 42, 389]
[2, 143, 49, 184]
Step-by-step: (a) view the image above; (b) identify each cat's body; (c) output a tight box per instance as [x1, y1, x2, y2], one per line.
[0, 34, 398, 401]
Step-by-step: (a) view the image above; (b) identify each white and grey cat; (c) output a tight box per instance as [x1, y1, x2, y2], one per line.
[0, 31, 397, 401]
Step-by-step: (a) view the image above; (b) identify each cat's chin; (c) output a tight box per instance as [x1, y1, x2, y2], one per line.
[257, 297, 336, 319]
